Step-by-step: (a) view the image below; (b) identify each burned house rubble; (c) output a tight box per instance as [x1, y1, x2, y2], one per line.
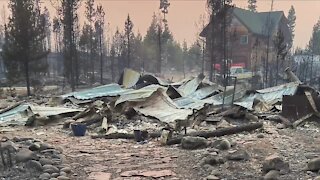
[0, 68, 320, 180]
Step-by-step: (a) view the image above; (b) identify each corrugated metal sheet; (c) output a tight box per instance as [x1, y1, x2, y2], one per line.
[121, 68, 141, 88]
[115, 85, 166, 106]
[0, 103, 82, 125]
[133, 89, 193, 124]
[174, 86, 221, 109]
[61, 84, 132, 100]
[234, 82, 299, 110]
[178, 75, 204, 97]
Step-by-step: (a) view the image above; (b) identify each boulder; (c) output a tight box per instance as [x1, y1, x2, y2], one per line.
[40, 158, 54, 165]
[57, 176, 70, 180]
[307, 158, 320, 171]
[226, 149, 250, 161]
[263, 170, 280, 180]
[29, 143, 41, 151]
[25, 160, 43, 171]
[43, 164, 60, 173]
[262, 154, 289, 173]
[61, 167, 71, 173]
[39, 173, 51, 180]
[181, 136, 208, 150]
[16, 149, 37, 162]
[51, 173, 60, 178]
[202, 155, 225, 166]
[212, 139, 231, 150]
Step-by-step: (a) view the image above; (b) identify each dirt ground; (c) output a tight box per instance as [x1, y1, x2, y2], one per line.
[0, 120, 319, 180]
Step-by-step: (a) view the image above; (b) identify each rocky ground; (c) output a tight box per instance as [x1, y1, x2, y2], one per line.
[0, 120, 320, 180]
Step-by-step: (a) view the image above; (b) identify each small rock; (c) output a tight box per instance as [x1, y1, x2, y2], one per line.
[16, 148, 37, 162]
[60, 167, 71, 173]
[25, 160, 43, 171]
[50, 179, 58, 180]
[207, 175, 220, 180]
[181, 136, 208, 150]
[262, 154, 289, 173]
[276, 124, 285, 129]
[63, 120, 75, 129]
[40, 158, 54, 165]
[202, 155, 225, 166]
[305, 153, 318, 159]
[257, 134, 265, 138]
[51, 173, 60, 178]
[29, 143, 41, 151]
[226, 149, 250, 161]
[212, 139, 231, 150]
[43, 164, 59, 173]
[40, 143, 54, 151]
[314, 176, 320, 180]
[39, 173, 51, 180]
[57, 176, 70, 180]
[263, 170, 280, 180]
[60, 171, 67, 177]
[307, 158, 320, 171]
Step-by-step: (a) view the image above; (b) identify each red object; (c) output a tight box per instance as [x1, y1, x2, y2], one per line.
[213, 63, 246, 72]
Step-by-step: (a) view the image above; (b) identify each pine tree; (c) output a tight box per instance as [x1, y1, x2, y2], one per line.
[207, 0, 233, 81]
[95, 4, 105, 84]
[124, 14, 133, 68]
[85, 0, 96, 84]
[308, 19, 320, 54]
[247, 0, 257, 12]
[2, 0, 48, 95]
[287, 6, 296, 50]
[60, 0, 80, 91]
[273, 30, 287, 85]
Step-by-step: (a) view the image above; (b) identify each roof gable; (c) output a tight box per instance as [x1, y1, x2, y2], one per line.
[200, 7, 286, 37]
[233, 7, 284, 36]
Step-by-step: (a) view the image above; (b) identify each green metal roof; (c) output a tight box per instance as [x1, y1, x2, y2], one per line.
[200, 7, 285, 37]
[233, 7, 284, 36]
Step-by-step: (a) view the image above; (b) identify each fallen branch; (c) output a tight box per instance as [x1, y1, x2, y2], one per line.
[91, 132, 161, 139]
[292, 114, 313, 128]
[166, 122, 263, 145]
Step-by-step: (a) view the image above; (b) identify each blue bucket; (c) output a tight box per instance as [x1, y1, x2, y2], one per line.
[71, 123, 87, 136]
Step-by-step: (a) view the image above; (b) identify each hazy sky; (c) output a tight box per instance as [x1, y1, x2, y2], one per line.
[0, 0, 319, 48]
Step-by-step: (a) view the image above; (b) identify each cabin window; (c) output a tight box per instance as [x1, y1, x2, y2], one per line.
[240, 35, 248, 45]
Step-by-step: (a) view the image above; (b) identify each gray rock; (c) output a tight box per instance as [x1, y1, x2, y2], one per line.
[202, 155, 225, 166]
[57, 176, 70, 180]
[39, 173, 51, 180]
[212, 139, 231, 150]
[51, 173, 60, 178]
[206, 175, 220, 180]
[262, 154, 289, 173]
[50, 179, 59, 180]
[181, 136, 208, 150]
[263, 170, 280, 180]
[43, 164, 59, 173]
[314, 176, 320, 180]
[60, 167, 71, 173]
[29, 143, 41, 151]
[63, 120, 75, 129]
[307, 157, 320, 171]
[16, 149, 37, 162]
[257, 134, 265, 138]
[60, 171, 67, 177]
[226, 150, 250, 161]
[40, 143, 54, 151]
[305, 153, 318, 159]
[40, 158, 54, 165]
[25, 160, 43, 171]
